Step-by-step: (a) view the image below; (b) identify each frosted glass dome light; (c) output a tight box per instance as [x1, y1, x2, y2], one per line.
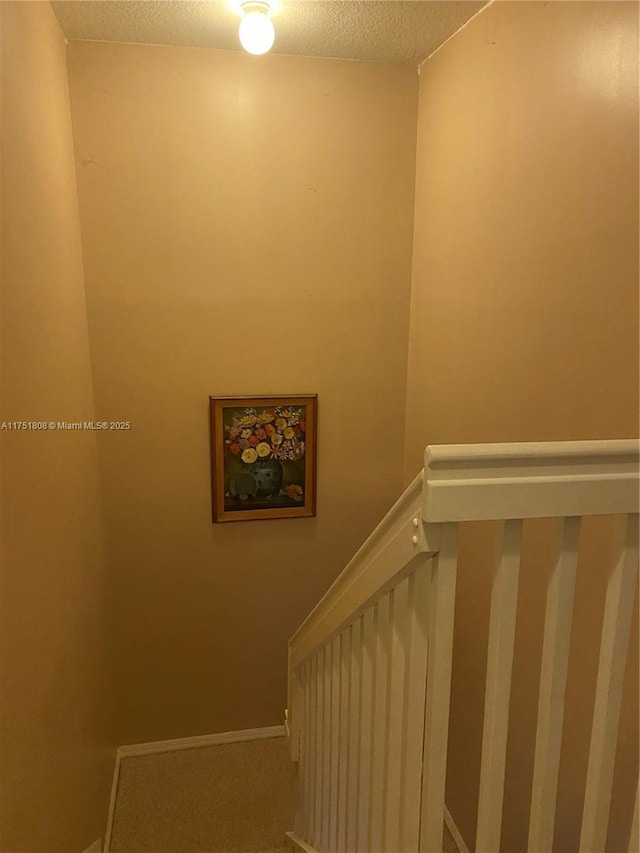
[239, 2, 275, 55]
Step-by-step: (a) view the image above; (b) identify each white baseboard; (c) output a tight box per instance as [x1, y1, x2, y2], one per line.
[285, 831, 319, 852]
[104, 725, 286, 852]
[117, 724, 285, 758]
[444, 803, 471, 853]
[81, 841, 102, 853]
[103, 748, 120, 853]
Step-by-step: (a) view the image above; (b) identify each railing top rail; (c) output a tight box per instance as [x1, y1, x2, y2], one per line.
[424, 439, 640, 523]
[426, 439, 639, 467]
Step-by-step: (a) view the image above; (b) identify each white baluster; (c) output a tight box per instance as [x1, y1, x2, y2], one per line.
[370, 593, 392, 852]
[305, 657, 316, 847]
[580, 514, 639, 852]
[345, 617, 363, 853]
[336, 626, 351, 853]
[358, 606, 376, 852]
[420, 522, 459, 853]
[384, 574, 410, 852]
[314, 649, 324, 849]
[329, 635, 341, 853]
[321, 642, 333, 851]
[528, 516, 582, 852]
[298, 662, 309, 840]
[476, 519, 523, 853]
[403, 560, 431, 852]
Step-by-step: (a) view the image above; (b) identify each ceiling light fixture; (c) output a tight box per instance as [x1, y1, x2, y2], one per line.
[238, 1, 275, 56]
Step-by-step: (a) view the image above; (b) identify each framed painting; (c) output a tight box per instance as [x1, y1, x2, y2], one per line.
[209, 395, 317, 523]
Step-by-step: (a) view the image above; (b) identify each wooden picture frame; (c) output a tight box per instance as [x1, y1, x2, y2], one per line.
[209, 395, 317, 523]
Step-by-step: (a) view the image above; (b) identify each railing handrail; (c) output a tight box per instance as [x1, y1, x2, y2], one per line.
[424, 438, 639, 523]
[426, 438, 638, 467]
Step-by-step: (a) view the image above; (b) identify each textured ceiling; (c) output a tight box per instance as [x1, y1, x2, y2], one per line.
[51, 1, 488, 64]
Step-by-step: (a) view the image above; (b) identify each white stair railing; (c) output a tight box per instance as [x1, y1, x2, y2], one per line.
[286, 440, 639, 853]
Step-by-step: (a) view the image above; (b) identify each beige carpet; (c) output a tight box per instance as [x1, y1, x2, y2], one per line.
[109, 733, 462, 853]
[109, 736, 294, 853]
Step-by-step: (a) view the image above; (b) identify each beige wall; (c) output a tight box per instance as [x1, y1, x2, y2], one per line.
[0, 3, 115, 851]
[405, 2, 639, 850]
[405, 0, 638, 467]
[66, 41, 417, 743]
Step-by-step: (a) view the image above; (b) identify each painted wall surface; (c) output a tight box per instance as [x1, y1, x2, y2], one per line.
[66, 42, 417, 743]
[405, 2, 639, 851]
[0, 3, 115, 851]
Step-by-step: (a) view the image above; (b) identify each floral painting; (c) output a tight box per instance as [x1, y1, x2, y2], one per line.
[209, 395, 317, 522]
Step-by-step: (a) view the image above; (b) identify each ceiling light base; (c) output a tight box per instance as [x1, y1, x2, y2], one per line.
[240, 1, 271, 12]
